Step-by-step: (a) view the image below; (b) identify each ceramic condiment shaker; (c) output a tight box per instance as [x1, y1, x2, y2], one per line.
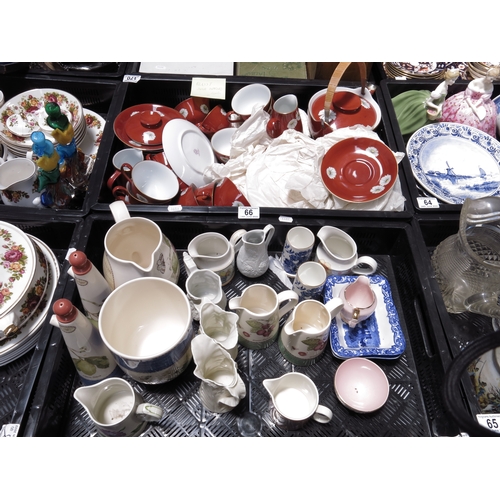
[68, 250, 112, 329]
[50, 299, 121, 384]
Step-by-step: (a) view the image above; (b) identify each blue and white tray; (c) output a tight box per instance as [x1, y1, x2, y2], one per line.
[406, 122, 500, 204]
[323, 274, 406, 359]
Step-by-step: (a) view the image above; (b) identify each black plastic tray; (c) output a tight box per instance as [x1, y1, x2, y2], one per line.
[0, 215, 82, 436]
[23, 213, 458, 436]
[380, 79, 500, 216]
[0, 73, 122, 217]
[26, 62, 130, 80]
[413, 215, 499, 432]
[88, 74, 413, 220]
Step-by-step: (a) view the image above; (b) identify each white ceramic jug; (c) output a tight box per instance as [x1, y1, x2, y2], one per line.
[230, 224, 275, 278]
[191, 334, 246, 413]
[103, 200, 180, 289]
[0, 156, 41, 207]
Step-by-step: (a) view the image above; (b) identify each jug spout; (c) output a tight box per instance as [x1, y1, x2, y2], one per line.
[73, 384, 100, 419]
[263, 377, 281, 399]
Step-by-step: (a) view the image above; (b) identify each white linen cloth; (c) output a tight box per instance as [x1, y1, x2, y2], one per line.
[204, 108, 406, 211]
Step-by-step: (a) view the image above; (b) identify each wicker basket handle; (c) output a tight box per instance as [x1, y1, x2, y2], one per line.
[324, 62, 367, 120]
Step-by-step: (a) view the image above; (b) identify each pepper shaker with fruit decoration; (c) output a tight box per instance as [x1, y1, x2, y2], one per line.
[50, 299, 121, 384]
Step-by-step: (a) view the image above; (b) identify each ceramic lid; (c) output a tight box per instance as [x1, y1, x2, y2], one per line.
[0, 222, 36, 318]
[114, 104, 185, 151]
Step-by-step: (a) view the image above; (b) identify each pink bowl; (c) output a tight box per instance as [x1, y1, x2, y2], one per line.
[333, 358, 389, 413]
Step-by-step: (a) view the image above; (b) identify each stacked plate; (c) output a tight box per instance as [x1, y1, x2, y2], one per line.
[384, 62, 447, 79]
[0, 223, 60, 366]
[466, 62, 500, 79]
[323, 274, 406, 360]
[0, 88, 86, 157]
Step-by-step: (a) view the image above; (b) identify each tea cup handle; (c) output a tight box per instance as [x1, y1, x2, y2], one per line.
[276, 290, 299, 318]
[313, 404, 333, 424]
[109, 200, 131, 223]
[136, 403, 163, 422]
[352, 256, 377, 275]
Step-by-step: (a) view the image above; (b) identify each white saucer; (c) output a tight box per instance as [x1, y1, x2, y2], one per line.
[162, 118, 215, 187]
[0, 236, 60, 366]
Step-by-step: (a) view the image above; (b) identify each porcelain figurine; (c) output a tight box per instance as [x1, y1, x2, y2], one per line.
[392, 68, 460, 136]
[441, 67, 500, 137]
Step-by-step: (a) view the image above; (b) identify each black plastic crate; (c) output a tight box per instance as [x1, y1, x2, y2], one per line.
[88, 75, 413, 220]
[413, 215, 499, 432]
[24, 213, 458, 436]
[0, 74, 122, 217]
[380, 79, 500, 216]
[0, 215, 82, 436]
[26, 62, 129, 80]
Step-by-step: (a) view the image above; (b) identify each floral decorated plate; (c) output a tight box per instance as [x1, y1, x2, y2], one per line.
[0, 235, 59, 365]
[323, 274, 406, 359]
[407, 122, 500, 204]
[0, 222, 36, 318]
[0, 88, 84, 150]
[320, 137, 398, 203]
[79, 108, 105, 160]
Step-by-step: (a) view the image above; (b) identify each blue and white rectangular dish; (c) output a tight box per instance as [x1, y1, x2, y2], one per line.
[323, 274, 406, 359]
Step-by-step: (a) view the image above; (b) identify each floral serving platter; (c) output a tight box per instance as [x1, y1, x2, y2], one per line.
[0, 235, 59, 365]
[406, 122, 500, 204]
[323, 274, 406, 359]
[320, 137, 398, 203]
[0, 222, 36, 318]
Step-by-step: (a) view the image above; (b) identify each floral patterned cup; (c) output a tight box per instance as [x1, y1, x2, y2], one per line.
[228, 284, 298, 349]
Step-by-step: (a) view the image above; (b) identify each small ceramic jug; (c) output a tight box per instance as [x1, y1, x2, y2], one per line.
[230, 224, 275, 278]
[339, 276, 377, 328]
[316, 226, 377, 276]
[103, 200, 180, 289]
[279, 298, 344, 366]
[185, 268, 227, 321]
[0, 156, 41, 207]
[185, 231, 239, 285]
[263, 372, 333, 430]
[73, 377, 163, 437]
[191, 334, 246, 413]
[198, 302, 239, 359]
[228, 283, 298, 349]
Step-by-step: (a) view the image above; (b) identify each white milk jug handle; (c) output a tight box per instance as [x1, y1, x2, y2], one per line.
[136, 403, 163, 422]
[352, 256, 378, 275]
[277, 290, 299, 318]
[109, 200, 131, 223]
[313, 404, 333, 424]
[183, 252, 198, 275]
[229, 229, 246, 253]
